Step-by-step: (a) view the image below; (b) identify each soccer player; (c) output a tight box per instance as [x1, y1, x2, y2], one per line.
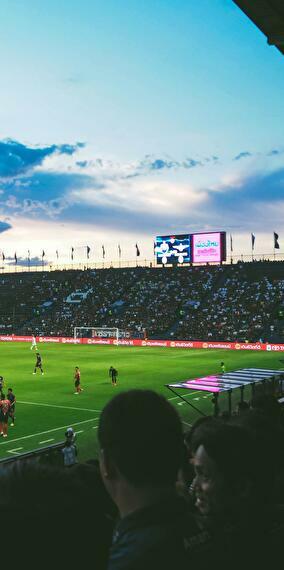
[0, 393, 10, 438]
[74, 366, 83, 394]
[109, 366, 118, 386]
[220, 361, 226, 374]
[33, 352, 44, 375]
[30, 334, 37, 350]
[7, 388, 16, 426]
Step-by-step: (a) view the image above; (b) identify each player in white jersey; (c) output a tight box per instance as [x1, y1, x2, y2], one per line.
[30, 335, 37, 350]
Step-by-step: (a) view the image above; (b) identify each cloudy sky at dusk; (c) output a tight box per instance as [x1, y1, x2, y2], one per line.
[0, 0, 283, 265]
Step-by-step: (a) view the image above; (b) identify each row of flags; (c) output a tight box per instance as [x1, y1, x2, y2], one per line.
[1, 243, 141, 263]
[230, 232, 280, 252]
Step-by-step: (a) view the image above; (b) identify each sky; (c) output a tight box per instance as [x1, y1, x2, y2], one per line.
[0, 0, 283, 265]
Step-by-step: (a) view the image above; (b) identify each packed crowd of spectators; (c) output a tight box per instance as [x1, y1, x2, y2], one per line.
[175, 263, 284, 342]
[0, 261, 283, 342]
[1, 387, 283, 568]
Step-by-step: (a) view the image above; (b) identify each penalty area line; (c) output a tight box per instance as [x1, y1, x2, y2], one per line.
[7, 447, 23, 455]
[0, 417, 98, 447]
[17, 400, 102, 413]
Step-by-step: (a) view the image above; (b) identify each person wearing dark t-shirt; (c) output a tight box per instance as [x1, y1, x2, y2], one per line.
[7, 388, 16, 426]
[98, 390, 188, 569]
[33, 352, 44, 375]
[0, 376, 4, 396]
[109, 366, 118, 386]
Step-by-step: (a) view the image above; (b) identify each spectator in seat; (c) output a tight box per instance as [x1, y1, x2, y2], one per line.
[184, 419, 284, 568]
[98, 389, 188, 569]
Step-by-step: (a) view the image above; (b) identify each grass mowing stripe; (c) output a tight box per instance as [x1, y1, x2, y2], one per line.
[0, 417, 98, 447]
[17, 401, 102, 413]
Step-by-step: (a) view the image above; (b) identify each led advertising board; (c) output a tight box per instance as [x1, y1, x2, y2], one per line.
[192, 232, 226, 263]
[155, 235, 190, 265]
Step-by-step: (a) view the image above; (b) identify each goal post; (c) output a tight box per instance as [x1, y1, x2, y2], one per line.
[74, 326, 119, 342]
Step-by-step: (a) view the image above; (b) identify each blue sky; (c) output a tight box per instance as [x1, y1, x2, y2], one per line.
[0, 0, 283, 263]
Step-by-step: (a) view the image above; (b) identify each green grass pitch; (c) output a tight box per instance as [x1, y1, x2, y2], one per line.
[0, 342, 282, 462]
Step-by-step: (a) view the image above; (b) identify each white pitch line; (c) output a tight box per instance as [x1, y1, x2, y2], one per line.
[7, 447, 23, 454]
[75, 430, 84, 434]
[182, 421, 192, 428]
[168, 390, 204, 402]
[17, 401, 102, 413]
[0, 417, 98, 447]
[39, 438, 54, 444]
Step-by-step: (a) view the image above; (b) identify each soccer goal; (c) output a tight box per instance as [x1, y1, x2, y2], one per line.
[74, 326, 119, 342]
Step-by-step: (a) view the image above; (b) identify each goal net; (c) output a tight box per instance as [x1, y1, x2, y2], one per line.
[74, 326, 124, 341]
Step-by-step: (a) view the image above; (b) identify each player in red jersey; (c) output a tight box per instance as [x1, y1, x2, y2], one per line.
[74, 366, 83, 394]
[0, 393, 11, 438]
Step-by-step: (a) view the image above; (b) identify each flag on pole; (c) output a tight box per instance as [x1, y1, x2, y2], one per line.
[42, 250, 45, 258]
[71, 247, 74, 260]
[251, 233, 255, 250]
[135, 243, 140, 257]
[56, 250, 59, 260]
[28, 250, 30, 259]
[2, 252, 5, 261]
[274, 232, 280, 249]
[14, 252, 17, 264]
[87, 246, 91, 259]
[230, 234, 233, 252]
[118, 244, 121, 258]
[102, 245, 105, 259]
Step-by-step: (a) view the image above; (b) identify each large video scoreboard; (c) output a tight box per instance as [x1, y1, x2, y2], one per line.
[155, 231, 226, 265]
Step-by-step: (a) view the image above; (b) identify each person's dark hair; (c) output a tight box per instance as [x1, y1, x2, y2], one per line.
[98, 389, 184, 487]
[251, 393, 282, 423]
[8, 388, 12, 392]
[192, 420, 258, 495]
[184, 416, 216, 457]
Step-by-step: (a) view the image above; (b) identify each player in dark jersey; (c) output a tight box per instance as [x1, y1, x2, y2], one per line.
[7, 388, 16, 426]
[109, 366, 118, 386]
[33, 352, 44, 375]
[0, 393, 10, 438]
[74, 366, 83, 394]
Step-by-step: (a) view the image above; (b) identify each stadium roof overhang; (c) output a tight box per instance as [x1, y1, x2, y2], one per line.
[233, 0, 284, 55]
[166, 368, 284, 416]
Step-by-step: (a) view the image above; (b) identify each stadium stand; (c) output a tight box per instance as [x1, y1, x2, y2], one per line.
[0, 260, 283, 342]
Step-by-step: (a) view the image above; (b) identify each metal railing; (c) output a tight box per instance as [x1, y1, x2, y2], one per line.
[0, 253, 283, 275]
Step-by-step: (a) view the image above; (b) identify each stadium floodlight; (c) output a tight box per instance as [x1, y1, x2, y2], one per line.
[74, 326, 120, 343]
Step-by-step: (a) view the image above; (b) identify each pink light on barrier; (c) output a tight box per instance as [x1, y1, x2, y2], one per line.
[171, 382, 223, 393]
[189, 375, 220, 384]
